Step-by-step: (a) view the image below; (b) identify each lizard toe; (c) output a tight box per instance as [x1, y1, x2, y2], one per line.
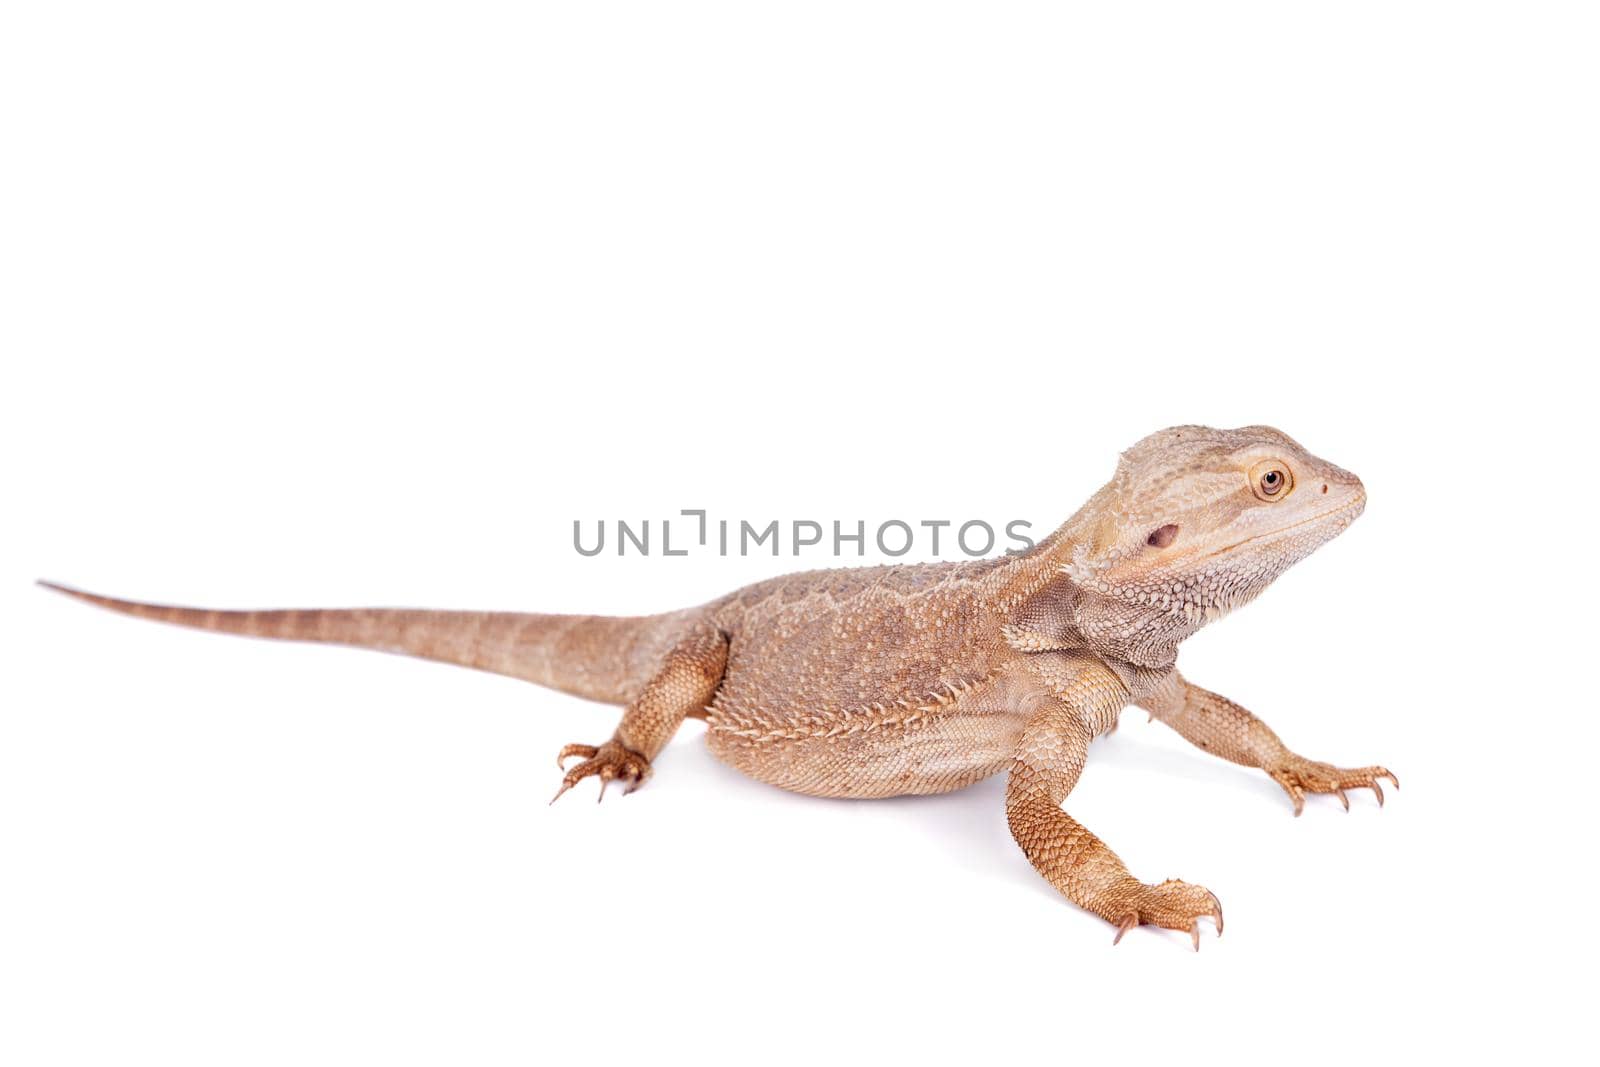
[1268, 757, 1398, 815]
[549, 740, 651, 805]
[556, 743, 598, 770]
[1105, 879, 1222, 949]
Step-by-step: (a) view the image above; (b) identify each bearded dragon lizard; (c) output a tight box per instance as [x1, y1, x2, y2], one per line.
[41, 425, 1394, 948]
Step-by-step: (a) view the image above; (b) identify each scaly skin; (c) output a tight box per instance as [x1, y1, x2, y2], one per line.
[41, 424, 1393, 948]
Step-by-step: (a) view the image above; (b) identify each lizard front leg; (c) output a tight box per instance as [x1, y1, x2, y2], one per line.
[1007, 654, 1223, 948]
[551, 624, 728, 803]
[1139, 673, 1397, 816]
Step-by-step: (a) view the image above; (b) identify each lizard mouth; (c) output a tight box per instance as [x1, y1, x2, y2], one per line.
[1214, 494, 1365, 558]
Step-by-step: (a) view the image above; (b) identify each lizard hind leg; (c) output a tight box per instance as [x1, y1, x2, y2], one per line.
[550, 624, 728, 804]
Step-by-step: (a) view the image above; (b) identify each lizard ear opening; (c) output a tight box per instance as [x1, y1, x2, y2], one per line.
[1146, 524, 1179, 549]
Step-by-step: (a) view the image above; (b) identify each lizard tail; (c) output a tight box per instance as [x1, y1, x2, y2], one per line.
[37, 581, 687, 706]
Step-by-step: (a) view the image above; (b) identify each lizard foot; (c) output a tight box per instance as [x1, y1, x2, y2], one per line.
[550, 740, 651, 804]
[1108, 879, 1224, 951]
[1267, 757, 1398, 816]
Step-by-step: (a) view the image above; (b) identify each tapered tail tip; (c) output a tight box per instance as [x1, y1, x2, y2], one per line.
[37, 581, 102, 607]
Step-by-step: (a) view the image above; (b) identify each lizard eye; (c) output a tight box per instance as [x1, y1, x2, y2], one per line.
[1250, 461, 1293, 501]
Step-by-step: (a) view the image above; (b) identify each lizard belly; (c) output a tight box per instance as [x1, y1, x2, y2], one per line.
[704, 695, 1026, 799]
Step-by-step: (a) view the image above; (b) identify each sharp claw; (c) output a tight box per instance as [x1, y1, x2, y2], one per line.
[1207, 892, 1224, 936]
[596, 779, 607, 802]
[549, 782, 573, 806]
[1336, 788, 1350, 812]
[1291, 793, 1305, 817]
[1112, 914, 1138, 946]
[1383, 770, 1400, 790]
[1191, 922, 1201, 952]
[1371, 781, 1385, 807]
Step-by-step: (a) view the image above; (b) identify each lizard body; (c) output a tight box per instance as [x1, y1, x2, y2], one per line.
[43, 424, 1394, 946]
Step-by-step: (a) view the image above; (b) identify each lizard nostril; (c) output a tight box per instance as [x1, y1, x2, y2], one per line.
[1146, 524, 1179, 549]
[1321, 484, 1328, 494]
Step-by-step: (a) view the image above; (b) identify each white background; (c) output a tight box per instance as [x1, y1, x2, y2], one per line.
[2, 2, 1595, 1064]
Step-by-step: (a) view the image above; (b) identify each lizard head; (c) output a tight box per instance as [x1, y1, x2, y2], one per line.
[1063, 425, 1365, 658]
